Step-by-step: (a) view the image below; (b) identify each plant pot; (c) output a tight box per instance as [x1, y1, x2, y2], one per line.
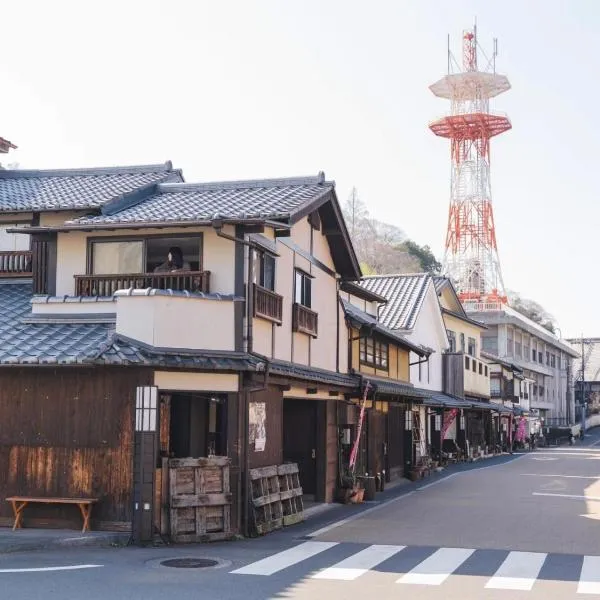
[348, 487, 364, 504]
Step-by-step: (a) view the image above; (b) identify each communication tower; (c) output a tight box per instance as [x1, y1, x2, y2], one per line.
[429, 23, 511, 304]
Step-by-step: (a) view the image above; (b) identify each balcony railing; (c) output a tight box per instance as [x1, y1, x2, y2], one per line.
[74, 271, 211, 297]
[292, 303, 318, 337]
[253, 284, 283, 324]
[0, 250, 32, 277]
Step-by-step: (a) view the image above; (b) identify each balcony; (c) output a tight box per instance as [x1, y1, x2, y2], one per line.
[74, 271, 211, 297]
[253, 284, 283, 324]
[0, 250, 32, 277]
[292, 303, 318, 337]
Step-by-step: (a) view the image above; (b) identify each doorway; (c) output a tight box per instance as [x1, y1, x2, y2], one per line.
[283, 399, 318, 496]
[168, 393, 227, 458]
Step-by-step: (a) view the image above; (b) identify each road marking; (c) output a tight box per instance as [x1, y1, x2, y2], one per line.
[397, 547, 474, 585]
[531, 457, 558, 461]
[231, 541, 337, 576]
[485, 551, 547, 590]
[578, 556, 600, 594]
[522, 473, 600, 479]
[312, 544, 405, 580]
[533, 492, 600, 501]
[0, 565, 103, 573]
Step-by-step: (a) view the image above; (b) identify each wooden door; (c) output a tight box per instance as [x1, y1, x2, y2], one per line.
[283, 400, 317, 495]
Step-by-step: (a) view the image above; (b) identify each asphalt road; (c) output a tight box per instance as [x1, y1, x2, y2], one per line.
[2, 429, 600, 599]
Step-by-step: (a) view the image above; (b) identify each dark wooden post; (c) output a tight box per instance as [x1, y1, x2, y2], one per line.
[132, 386, 159, 544]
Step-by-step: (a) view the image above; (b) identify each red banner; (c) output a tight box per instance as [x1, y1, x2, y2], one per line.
[441, 408, 458, 440]
[349, 382, 371, 472]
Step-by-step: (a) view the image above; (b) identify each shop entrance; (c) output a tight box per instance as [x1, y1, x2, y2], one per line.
[283, 399, 317, 497]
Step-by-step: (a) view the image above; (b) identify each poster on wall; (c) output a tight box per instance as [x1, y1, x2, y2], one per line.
[249, 402, 267, 452]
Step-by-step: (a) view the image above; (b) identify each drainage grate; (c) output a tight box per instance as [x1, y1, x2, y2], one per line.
[160, 558, 219, 569]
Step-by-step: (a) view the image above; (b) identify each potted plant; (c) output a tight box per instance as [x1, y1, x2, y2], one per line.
[336, 470, 364, 504]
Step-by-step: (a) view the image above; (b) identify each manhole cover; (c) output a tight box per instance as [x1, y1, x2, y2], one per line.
[160, 558, 219, 569]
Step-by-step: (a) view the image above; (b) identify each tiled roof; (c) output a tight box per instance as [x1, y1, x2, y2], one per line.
[268, 359, 357, 388]
[66, 174, 333, 226]
[0, 281, 113, 364]
[0, 162, 180, 212]
[359, 274, 431, 330]
[341, 299, 429, 356]
[432, 276, 448, 294]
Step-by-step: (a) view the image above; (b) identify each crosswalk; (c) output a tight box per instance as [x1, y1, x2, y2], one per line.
[231, 541, 600, 594]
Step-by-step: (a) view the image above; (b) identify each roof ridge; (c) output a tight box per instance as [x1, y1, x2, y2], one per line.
[157, 171, 331, 193]
[0, 161, 175, 179]
[360, 272, 430, 280]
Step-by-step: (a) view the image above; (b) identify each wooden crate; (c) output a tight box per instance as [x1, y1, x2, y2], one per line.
[278, 463, 304, 526]
[249, 465, 283, 535]
[168, 456, 232, 543]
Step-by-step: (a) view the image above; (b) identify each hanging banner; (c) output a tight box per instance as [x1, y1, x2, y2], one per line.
[349, 382, 371, 472]
[441, 408, 458, 440]
[515, 416, 527, 443]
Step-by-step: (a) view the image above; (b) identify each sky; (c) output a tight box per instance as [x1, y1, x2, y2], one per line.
[0, 0, 597, 338]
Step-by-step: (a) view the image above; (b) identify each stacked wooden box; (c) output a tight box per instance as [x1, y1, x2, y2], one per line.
[249, 462, 304, 535]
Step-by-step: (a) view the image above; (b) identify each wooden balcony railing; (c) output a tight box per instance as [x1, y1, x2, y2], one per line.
[253, 283, 283, 324]
[0, 250, 32, 277]
[74, 271, 211, 297]
[292, 302, 318, 338]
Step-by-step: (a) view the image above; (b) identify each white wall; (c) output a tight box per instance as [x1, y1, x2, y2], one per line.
[409, 283, 449, 391]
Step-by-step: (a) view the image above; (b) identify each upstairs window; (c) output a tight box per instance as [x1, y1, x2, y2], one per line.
[294, 269, 312, 308]
[359, 336, 388, 370]
[90, 235, 202, 274]
[251, 249, 276, 291]
[467, 336, 476, 356]
[460, 333, 465, 352]
[447, 330, 456, 352]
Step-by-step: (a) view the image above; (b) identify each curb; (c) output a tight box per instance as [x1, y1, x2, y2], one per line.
[0, 532, 130, 555]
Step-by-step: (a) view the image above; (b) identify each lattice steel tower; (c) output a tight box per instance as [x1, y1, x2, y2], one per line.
[429, 24, 511, 304]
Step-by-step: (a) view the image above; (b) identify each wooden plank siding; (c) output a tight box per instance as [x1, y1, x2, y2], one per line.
[325, 400, 337, 502]
[0, 367, 152, 530]
[247, 387, 283, 469]
[442, 352, 465, 398]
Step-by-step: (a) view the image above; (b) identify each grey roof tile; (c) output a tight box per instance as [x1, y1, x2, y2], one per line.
[66, 175, 333, 226]
[0, 162, 180, 212]
[0, 281, 113, 364]
[359, 273, 431, 330]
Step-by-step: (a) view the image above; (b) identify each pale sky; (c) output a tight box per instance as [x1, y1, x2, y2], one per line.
[0, 1, 596, 338]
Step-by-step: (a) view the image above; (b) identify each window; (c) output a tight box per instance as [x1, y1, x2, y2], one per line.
[490, 377, 501, 397]
[467, 336, 476, 356]
[359, 336, 388, 370]
[472, 360, 476, 372]
[91, 235, 201, 274]
[447, 330, 457, 352]
[460, 333, 465, 352]
[434, 414, 441, 431]
[404, 410, 413, 431]
[550, 354, 556, 368]
[484, 366, 488, 377]
[251, 249, 276, 291]
[478, 362, 483, 375]
[532, 348, 536, 362]
[465, 356, 470, 370]
[538, 351, 543, 363]
[546, 351, 550, 366]
[294, 270, 312, 308]
[92, 241, 143, 274]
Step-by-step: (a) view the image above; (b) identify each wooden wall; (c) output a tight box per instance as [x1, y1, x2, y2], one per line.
[247, 387, 283, 469]
[0, 366, 152, 529]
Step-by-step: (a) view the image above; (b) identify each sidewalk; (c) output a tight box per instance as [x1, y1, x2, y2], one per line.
[0, 528, 130, 554]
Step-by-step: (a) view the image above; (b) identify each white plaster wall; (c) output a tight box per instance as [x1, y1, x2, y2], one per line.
[116, 295, 236, 351]
[252, 318, 273, 358]
[56, 232, 88, 296]
[409, 283, 448, 391]
[338, 303, 349, 374]
[310, 265, 338, 372]
[203, 226, 235, 294]
[273, 243, 294, 362]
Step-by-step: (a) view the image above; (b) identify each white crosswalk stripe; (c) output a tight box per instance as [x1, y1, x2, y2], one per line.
[485, 551, 547, 591]
[396, 547, 475, 585]
[231, 542, 600, 594]
[312, 544, 405, 581]
[231, 541, 338, 576]
[578, 555, 600, 594]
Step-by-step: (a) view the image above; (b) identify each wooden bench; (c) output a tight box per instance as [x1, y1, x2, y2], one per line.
[6, 497, 98, 533]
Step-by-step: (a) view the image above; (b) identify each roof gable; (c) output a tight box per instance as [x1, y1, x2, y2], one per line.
[0, 162, 181, 212]
[434, 276, 466, 315]
[359, 273, 430, 331]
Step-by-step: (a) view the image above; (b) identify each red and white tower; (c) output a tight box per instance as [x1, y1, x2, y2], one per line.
[429, 24, 511, 304]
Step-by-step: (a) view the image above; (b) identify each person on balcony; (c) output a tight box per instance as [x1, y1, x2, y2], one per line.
[153, 246, 190, 273]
